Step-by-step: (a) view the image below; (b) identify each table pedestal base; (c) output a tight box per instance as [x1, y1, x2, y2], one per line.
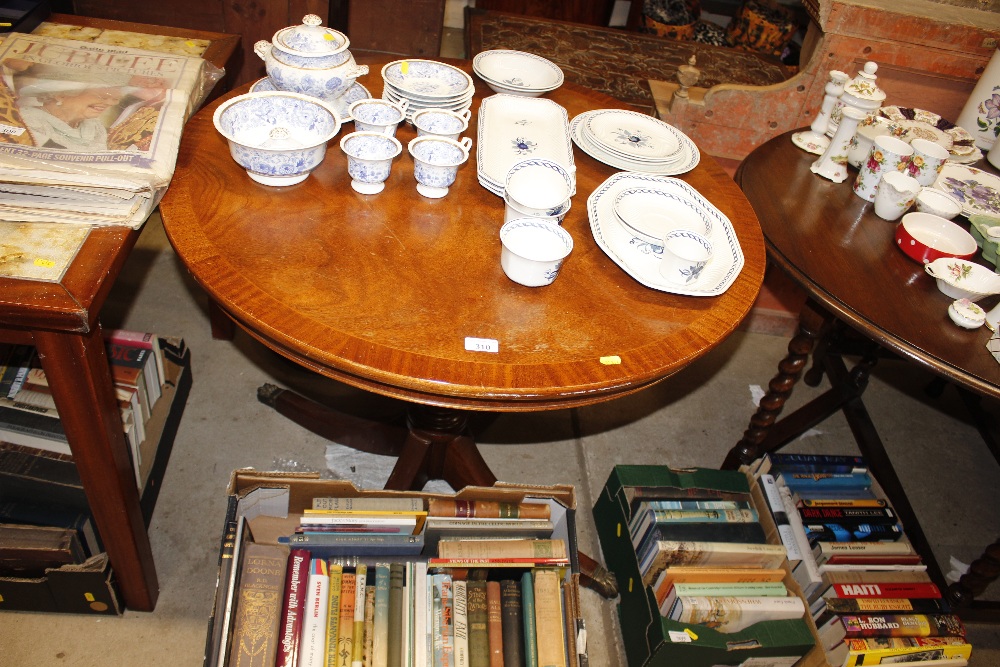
[723, 298, 1000, 621]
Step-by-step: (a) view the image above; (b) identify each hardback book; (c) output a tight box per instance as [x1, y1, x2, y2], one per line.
[335, 573, 357, 667]
[414, 561, 429, 667]
[658, 581, 788, 616]
[634, 520, 769, 564]
[299, 558, 330, 667]
[424, 517, 554, 539]
[667, 595, 806, 634]
[0, 401, 70, 456]
[0, 498, 100, 557]
[352, 564, 368, 667]
[438, 539, 568, 561]
[533, 569, 567, 667]
[453, 579, 469, 667]
[499, 579, 524, 667]
[792, 487, 880, 505]
[619, 465, 753, 511]
[363, 584, 376, 667]
[486, 581, 504, 667]
[778, 475, 823, 598]
[803, 522, 904, 544]
[427, 498, 551, 520]
[372, 564, 390, 667]
[812, 540, 916, 565]
[758, 452, 867, 475]
[0, 522, 86, 576]
[800, 497, 888, 508]
[104, 330, 165, 391]
[634, 498, 750, 513]
[819, 562, 929, 575]
[325, 562, 344, 667]
[432, 572, 455, 667]
[639, 540, 788, 587]
[284, 532, 424, 555]
[229, 542, 288, 667]
[298, 514, 421, 535]
[630, 506, 759, 540]
[823, 612, 966, 646]
[105, 344, 154, 422]
[757, 474, 803, 562]
[778, 471, 872, 493]
[467, 580, 490, 667]
[275, 548, 310, 667]
[105, 340, 161, 410]
[827, 635, 973, 667]
[652, 566, 787, 608]
[312, 496, 425, 512]
[387, 563, 405, 667]
[818, 595, 949, 616]
[799, 506, 897, 524]
[810, 570, 937, 604]
[521, 571, 539, 667]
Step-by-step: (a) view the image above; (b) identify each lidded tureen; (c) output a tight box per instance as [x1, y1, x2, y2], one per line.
[827, 61, 886, 135]
[254, 15, 369, 101]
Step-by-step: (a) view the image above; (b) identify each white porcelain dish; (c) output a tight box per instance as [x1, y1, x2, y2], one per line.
[588, 171, 744, 296]
[477, 94, 575, 195]
[473, 50, 563, 94]
[584, 109, 682, 161]
[612, 187, 713, 248]
[932, 163, 1000, 218]
[571, 113, 700, 176]
[948, 298, 986, 329]
[924, 257, 1000, 301]
[381, 59, 474, 98]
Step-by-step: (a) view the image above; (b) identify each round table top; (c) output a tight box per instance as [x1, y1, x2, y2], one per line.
[737, 131, 1000, 400]
[159, 55, 766, 411]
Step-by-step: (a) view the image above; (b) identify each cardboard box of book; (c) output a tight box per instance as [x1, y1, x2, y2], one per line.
[0, 551, 121, 615]
[593, 464, 825, 667]
[206, 468, 587, 667]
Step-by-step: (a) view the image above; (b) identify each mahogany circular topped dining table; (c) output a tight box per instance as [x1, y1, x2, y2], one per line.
[158, 53, 766, 491]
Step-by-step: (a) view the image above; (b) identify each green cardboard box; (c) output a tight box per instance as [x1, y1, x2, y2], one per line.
[594, 465, 825, 667]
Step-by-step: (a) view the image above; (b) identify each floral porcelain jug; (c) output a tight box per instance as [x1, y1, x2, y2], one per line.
[827, 61, 886, 136]
[255, 15, 369, 101]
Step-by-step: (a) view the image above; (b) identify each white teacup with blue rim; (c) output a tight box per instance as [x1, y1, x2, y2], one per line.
[500, 217, 574, 287]
[503, 189, 571, 224]
[407, 135, 473, 198]
[659, 229, 713, 284]
[348, 98, 408, 136]
[340, 131, 402, 194]
[412, 108, 472, 141]
[504, 158, 575, 213]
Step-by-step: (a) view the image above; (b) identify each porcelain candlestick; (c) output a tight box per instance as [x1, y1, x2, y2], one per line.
[792, 70, 848, 155]
[811, 106, 866, 183]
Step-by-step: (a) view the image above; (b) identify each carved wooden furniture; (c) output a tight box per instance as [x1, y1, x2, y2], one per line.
[158, 52, 766, 493]
[723, 131, 1000, 622]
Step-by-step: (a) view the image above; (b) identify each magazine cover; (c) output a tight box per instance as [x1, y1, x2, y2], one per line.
[0, 33, 213, 227]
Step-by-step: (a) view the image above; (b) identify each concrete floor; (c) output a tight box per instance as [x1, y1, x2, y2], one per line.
[4, 208, 1000, 665]
[6, 28, 1000, 667]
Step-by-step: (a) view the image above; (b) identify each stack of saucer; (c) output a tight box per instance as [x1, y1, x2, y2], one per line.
[571, 109, 700, 176]
[472, 50, 564, 97]
[381, 59, 475, 121]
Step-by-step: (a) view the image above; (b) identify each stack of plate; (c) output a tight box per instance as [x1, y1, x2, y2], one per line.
[472, 50, 564, 97]
[571, 109, 700, 176]
[381, 59, 475, 121]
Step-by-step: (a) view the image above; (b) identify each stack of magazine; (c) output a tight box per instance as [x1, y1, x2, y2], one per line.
[0, 32, 217, 228]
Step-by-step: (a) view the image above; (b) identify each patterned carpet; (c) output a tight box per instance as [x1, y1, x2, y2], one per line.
[465, 8, 796, 111]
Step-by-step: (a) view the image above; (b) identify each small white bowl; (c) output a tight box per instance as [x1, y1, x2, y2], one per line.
[504, 158, 575, 211]
[213, 91, 341, 186]
[473, 50, 564, 96]
[612, 187, 712, 247]
[924, 257, 1000, 301]
[500, 218, 573, 287]
[948, 298, 986, 329]
[915, 188, 963, 220]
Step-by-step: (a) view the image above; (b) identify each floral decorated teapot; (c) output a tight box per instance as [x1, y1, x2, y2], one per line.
[254, 15, 369, 101]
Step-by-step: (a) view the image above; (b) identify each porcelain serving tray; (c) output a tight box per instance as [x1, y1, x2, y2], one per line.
[588, 172, 744, 296]
[477, 94, 575, 194]
[571, 114, 700, 176]
[933, 163, 1000, 218]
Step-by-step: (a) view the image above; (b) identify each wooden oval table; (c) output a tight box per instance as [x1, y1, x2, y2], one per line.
[159, 54, 766, 492]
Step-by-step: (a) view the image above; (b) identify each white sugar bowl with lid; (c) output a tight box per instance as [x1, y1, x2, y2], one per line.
[829, 61, 886, 135]
[254, 15, 369, 101]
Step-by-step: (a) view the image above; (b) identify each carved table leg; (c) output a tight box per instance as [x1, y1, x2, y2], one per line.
[723, 300, 830, 469]
[948, 539, 1000, 608]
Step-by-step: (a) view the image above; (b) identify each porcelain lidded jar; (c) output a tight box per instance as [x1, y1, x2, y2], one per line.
[828, 61, 886, 135]
[254, 15, 369, 101]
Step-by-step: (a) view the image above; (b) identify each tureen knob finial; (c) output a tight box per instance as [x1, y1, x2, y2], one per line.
[302, 14, 322, 26]
[863, 61, 878, 76]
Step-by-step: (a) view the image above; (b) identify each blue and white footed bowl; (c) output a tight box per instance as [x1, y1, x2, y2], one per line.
[412, 108, 470, 141]
[213, 91, 342, 186]
[340, 131, 402, 194]
[349, 99, 407, 135]
[407, 136, 472, 198]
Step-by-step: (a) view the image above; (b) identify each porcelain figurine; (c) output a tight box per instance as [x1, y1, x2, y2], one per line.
[792, 69, 848, 155]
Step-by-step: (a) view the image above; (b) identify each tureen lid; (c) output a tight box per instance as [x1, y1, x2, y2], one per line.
[275, 15, 348, 55]
[842, 62, 886, 104]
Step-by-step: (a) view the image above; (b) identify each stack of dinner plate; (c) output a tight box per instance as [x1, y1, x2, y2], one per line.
[472, 50, 564, 97]
[381, 59, 475, 121]
[571, 109, 701, 176]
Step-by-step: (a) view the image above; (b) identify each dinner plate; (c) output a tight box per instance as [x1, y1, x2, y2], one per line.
[932, 163, 1000, 218]
[584, 109, 683, 161]
[381, 59, 474, 98]
[476, 94, 575, 196]
[571, 114, 700, 176]
[588, 172, 744, 296]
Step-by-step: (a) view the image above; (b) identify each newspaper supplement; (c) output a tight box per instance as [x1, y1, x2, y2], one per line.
[0, 33, 210, 227]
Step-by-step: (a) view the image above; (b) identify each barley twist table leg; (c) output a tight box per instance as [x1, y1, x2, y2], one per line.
[947, 539, 1000, 608]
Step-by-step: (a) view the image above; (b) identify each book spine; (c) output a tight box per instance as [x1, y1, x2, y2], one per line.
[767, 452, 867, 469]
[779, 482, 823, 599]
[105, 329, 164, 381]
[229, 543, 288, 667]
[672, 596, 806, 633]
[437, 539, 567, 561]
[372, 564, 391, 667]
[414, 561, 429, 667]
[840, 613, 965, 639]
[758, 474, 802, 561]
[499, 579, 523, 667]
[804, 522, 903, 544]
[352, 564, 367, 667]
[521, 571, 538, 667]
[364, 583, 376, 667]
[819, 596, 950, 615]
[800, 506, 897, 523]
[635, 521, 767, 563]
[486, 581, 504, 667]
[780, 471, 872, 491]
[801, 498, 887, 508]
[467, 580, 490, 667]
[533, 570, 567, 667]
[637, 499, 745, 511]
[428, 499, 551, 520]
[325, 563, 344, 667]
[831, 582, 942, 598]
[313, 497, 425, 512]
[454, 579, 469, 667]
[561, 579, 578, 667]
[388, 562, 405, 667]
[336, 573, 357, 667]
[275, 548, 310, 667]
[298, 558, 330, 667]
[434, 573, 455, 667]
[843, 637, 972, 666]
